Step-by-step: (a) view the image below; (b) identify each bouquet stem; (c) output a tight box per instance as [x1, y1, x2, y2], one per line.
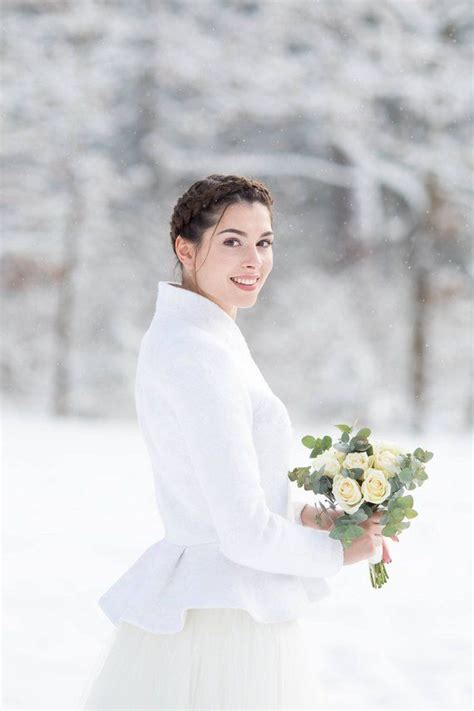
[369, 561, 389, 588]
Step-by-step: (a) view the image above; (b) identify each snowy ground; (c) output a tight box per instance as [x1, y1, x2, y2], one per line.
[2, 406, 472, 710]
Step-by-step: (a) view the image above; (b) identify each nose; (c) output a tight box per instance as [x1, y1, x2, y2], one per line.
[241, 243, 264, 270]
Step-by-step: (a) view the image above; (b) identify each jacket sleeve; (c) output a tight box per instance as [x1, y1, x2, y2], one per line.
[162, 339, 344, 579]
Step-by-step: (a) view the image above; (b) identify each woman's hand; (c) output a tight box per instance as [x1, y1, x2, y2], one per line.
[361, 509, 400, 544]
[302, 503, 399, 557]
[381, 537, 392, 564]
[301, 504, 345, 531]
[359, 509, 396, 564]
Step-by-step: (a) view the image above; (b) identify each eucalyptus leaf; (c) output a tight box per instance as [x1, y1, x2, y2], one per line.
[330, 524, 364, 540]
[348, 467, 365, 479]
[348, 509, 368, 522]
[391, 508, 405, 521]
[413, 447, 434, 463]
[416, 470, 428, 482]
[332, 516, 356, 526]
[318, 476, 333, 495]
[399, 468, 413, 484]
[334, 424, 352, 433]
[322, 435, 332, 450]
[350, 437, 371, 452]
[382, 524, 399, 536]
[342, 524, 365, 538]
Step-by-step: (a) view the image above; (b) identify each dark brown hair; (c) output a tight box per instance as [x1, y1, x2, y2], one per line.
[169, 174, 274, 282]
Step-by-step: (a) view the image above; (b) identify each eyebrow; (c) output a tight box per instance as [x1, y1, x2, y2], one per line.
[217, 229, 274, 238]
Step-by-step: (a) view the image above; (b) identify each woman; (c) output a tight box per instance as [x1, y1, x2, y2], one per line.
[81, 174, 393, 709]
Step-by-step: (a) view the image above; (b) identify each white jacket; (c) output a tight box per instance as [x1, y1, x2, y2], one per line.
[98, 281, 344, 634]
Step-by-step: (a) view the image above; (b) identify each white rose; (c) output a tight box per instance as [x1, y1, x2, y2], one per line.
[329, 446, 346, 464]
[374, 440, 405, 457]
[312, 450, 341, 478]
[361, 468, 391, 504]
[333, 474, 364, 514]
[343, 451, 369, 472]
[372, 448, 403, 478]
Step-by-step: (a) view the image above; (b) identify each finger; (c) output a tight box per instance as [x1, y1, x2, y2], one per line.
[381, 539, 392, 564]
[369, 524, 384, 535]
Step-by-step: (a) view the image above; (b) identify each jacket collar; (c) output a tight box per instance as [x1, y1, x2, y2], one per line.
[155, 281, 250, 354]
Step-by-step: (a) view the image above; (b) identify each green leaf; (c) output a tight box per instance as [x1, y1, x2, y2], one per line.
[382, 524, 399, 536]
[388, 476, 404, 495]
[355, 427, 371, 439]
[322, 435, 332, 450]
[328, 528, 344, 540]
[343, 525, 365, 538]
[330, 524, 364, 540]
[341, 432, 350, 443]
[399, 467, 413, 484]
[318, 476, 333, 495]
[387, 493, 404, 510]
[415, 470, 428, 482]
[405, 509, 418, 518]
[302, 435, 317, 449]
[391, 507, 405, 521]
[413, 447, 434, 463]
[398, 495, 414, 509]
[350, 437, 371, 452]
[334, 424, 352, 433]
[399, 521, 411, 529]
[348, 467, 365, 479]
[348, 509, 368, 522]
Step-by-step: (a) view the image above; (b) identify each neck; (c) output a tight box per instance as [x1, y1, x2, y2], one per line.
[178, 277, 238, 321]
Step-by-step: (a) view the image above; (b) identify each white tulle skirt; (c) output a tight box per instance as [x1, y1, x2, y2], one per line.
[79, 607, 330, 710]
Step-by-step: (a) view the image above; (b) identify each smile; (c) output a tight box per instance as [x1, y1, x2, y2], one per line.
[230, 276, 260, 291]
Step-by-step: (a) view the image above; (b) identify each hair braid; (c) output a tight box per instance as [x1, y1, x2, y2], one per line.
[169, 174, 273, 255]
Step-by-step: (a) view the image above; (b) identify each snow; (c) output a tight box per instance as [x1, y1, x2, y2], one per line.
[2, 407, 472, 709]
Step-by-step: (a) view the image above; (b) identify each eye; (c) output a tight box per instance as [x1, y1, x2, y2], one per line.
[223, 239, 274, 248]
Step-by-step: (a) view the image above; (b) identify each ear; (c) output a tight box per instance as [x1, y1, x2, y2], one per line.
[175, 235, 195, 268]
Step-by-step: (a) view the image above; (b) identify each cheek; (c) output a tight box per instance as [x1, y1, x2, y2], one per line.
[216, 248, 237, 262]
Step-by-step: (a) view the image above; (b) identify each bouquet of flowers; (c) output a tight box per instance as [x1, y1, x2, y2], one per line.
[288, 420, 432, 588]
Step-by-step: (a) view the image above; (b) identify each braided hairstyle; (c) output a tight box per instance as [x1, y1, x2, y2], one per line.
[169, 174, 274, 283]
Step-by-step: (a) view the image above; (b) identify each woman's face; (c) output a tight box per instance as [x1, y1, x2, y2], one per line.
[178, 201, 274, 319]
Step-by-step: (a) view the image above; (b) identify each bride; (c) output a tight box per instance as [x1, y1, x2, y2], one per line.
[80, 173, 393, 709]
